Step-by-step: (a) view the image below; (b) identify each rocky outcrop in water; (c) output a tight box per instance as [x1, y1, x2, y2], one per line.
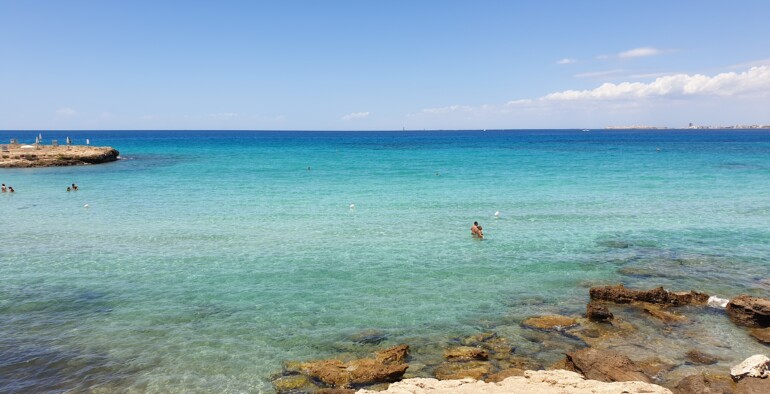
[0, 145, 119, 168]
[590, 285, 709, 306]
[726, 295, 770, 328]
[273, 344, 409, 392]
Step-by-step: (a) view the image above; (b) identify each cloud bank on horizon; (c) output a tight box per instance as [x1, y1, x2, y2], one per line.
[413, 65, 770, 128]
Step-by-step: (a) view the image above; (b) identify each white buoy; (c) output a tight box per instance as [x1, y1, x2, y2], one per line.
[83, 204, 90, 208]
[494, 211, 500, 218]
[349, 203, 355, 209]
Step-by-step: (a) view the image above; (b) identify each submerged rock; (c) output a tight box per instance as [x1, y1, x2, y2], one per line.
[586, 302, 614, 322]
[565, 348, 652, 383]
[442, 346, 488, 361]
[349, 329, 388, 345]
[433, 360, 493, 380]
[522, 315, 578, 330]
[273, 374, 319, 393]
[643, 304, 688, 324]
[726, 295, 770, 328]
[674, 373, 735, 394]
[590, 285, 709, 306]
[749, 327, 770, 345]
[730, 354, 770, 381]
[685, 350, 719, 365]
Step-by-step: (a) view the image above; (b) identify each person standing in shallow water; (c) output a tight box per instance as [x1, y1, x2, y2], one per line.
[471, 221, 483, 239]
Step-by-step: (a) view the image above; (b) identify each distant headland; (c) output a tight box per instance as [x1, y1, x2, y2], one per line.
[604, 123, 770, 130]
[1, 140, 119, 168]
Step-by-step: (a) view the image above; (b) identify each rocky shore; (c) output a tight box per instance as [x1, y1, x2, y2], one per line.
[272, 285, 770, 394]
[0, 144, 119, 168]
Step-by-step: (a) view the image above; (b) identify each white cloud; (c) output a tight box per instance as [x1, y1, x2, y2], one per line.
[557, 58, 576, 65]
[341, 111, 370, 120]
[618, 47, 663, 58]
[410, 66, 770, 128]
[55, 107, 76, 116]
[544, 66, 770, 101]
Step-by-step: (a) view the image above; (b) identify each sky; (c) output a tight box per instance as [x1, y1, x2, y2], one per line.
[1, 0, 769, 130]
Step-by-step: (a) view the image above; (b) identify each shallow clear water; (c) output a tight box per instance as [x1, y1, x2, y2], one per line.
[1, 130, 769, 392]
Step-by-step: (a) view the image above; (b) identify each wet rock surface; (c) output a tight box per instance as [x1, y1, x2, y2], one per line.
[726, 295, 770, 328]
[522, 314, 578, 330]
[674, 373, 735, 394]
[442, 346, 488, 361]
[749, 328, 770, 345]
[565, 348, 652, 383]
[590, 285, 709, 307]
[586, 302, 614, 322]
[274, 344, 410, 391]
[685, 349, 719, 365]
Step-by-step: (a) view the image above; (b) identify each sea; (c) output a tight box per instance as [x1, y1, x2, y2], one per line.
[1, 130, 769, 392]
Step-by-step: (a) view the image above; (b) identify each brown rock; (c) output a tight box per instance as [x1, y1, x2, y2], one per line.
[736, 376, 770, 394]
[443, 346, 488, 361]
[347, 358, 409, 386]
[0, 145, 120, 168]
[590, 284, 709, 306]
[749, 327, 770, 344]
[565, 348, 651, 383]
[637, 357, 676, 379]
[485, 367, 525, 383]
[498, 355, 543, 371]
[685, 349, 719, 365]
[522, 314, 578, 330]
[644, 304, 688, 323]
[301, 359, 350, 387]
[375, 344, 409, 364]
[726, 295, 770, 328]
[273, 374, 320, 393]
[433, 360, 492, 380]
[460, 332, 498, 345]
[675, 373, 736, 394]
[300, 357, 408, 388]
[317, 389, 356, 394]
[586, 302, 614, 322]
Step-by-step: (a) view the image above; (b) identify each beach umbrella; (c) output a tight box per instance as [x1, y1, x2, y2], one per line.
[21, 145, 35, 149]
[66, 137, 71, 145]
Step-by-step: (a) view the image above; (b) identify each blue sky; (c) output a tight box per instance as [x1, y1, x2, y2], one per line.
[1, 1, 769, 130]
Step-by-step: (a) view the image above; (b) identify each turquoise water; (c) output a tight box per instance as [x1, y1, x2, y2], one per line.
[1, 130, 769, 392]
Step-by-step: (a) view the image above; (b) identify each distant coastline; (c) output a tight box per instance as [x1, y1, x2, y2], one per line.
[604, 124, 770, 130]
